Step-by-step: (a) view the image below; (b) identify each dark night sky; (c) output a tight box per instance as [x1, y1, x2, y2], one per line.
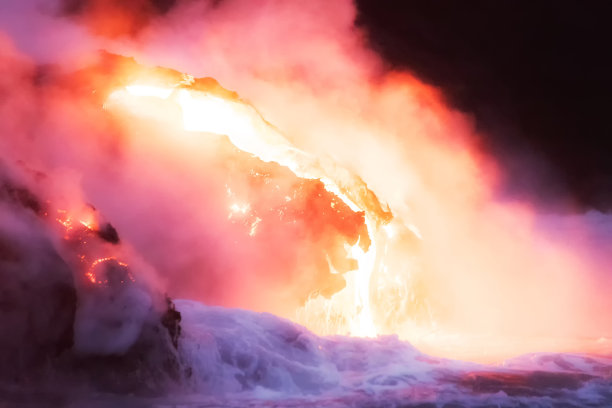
[356, 0, 612, 211]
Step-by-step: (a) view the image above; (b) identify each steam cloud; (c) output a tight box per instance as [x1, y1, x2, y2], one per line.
[1, 0, 611, 375]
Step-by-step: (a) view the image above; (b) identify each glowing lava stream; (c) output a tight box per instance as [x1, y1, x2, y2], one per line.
[108, 82, 406, 337]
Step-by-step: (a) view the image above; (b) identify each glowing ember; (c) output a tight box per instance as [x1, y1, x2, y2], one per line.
[249, 217, 262, 237]
[53, 207, 129, 286]
[56, 208, 98, 233]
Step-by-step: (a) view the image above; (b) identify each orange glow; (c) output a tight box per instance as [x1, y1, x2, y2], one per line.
[109, 82, 392, 337]
[56, 208, 99, 233]
[104, 75, 612, 363]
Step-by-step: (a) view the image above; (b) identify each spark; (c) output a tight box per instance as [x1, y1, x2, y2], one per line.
[249, 217, 262, 237]
[229, 202, 251, 217]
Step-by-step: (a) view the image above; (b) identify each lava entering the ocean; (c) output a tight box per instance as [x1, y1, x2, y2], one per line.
[106, 74, 404, 339]
[97, 60, 612, 363]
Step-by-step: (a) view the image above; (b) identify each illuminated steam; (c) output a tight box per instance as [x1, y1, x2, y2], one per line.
[0, 0, 610, 367]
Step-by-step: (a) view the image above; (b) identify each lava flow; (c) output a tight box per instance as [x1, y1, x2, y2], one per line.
[107, 76, 402, 339]
[97, 60, 612, 363]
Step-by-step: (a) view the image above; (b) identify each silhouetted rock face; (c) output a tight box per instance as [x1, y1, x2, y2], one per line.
[96, 222, 120, 244]
[0, 204, 76, 382]
[0, 168, 187, 395]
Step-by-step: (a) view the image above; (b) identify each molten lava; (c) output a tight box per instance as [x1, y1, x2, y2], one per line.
[106, 79, 403, 338]
[97, 61, 612, 363]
